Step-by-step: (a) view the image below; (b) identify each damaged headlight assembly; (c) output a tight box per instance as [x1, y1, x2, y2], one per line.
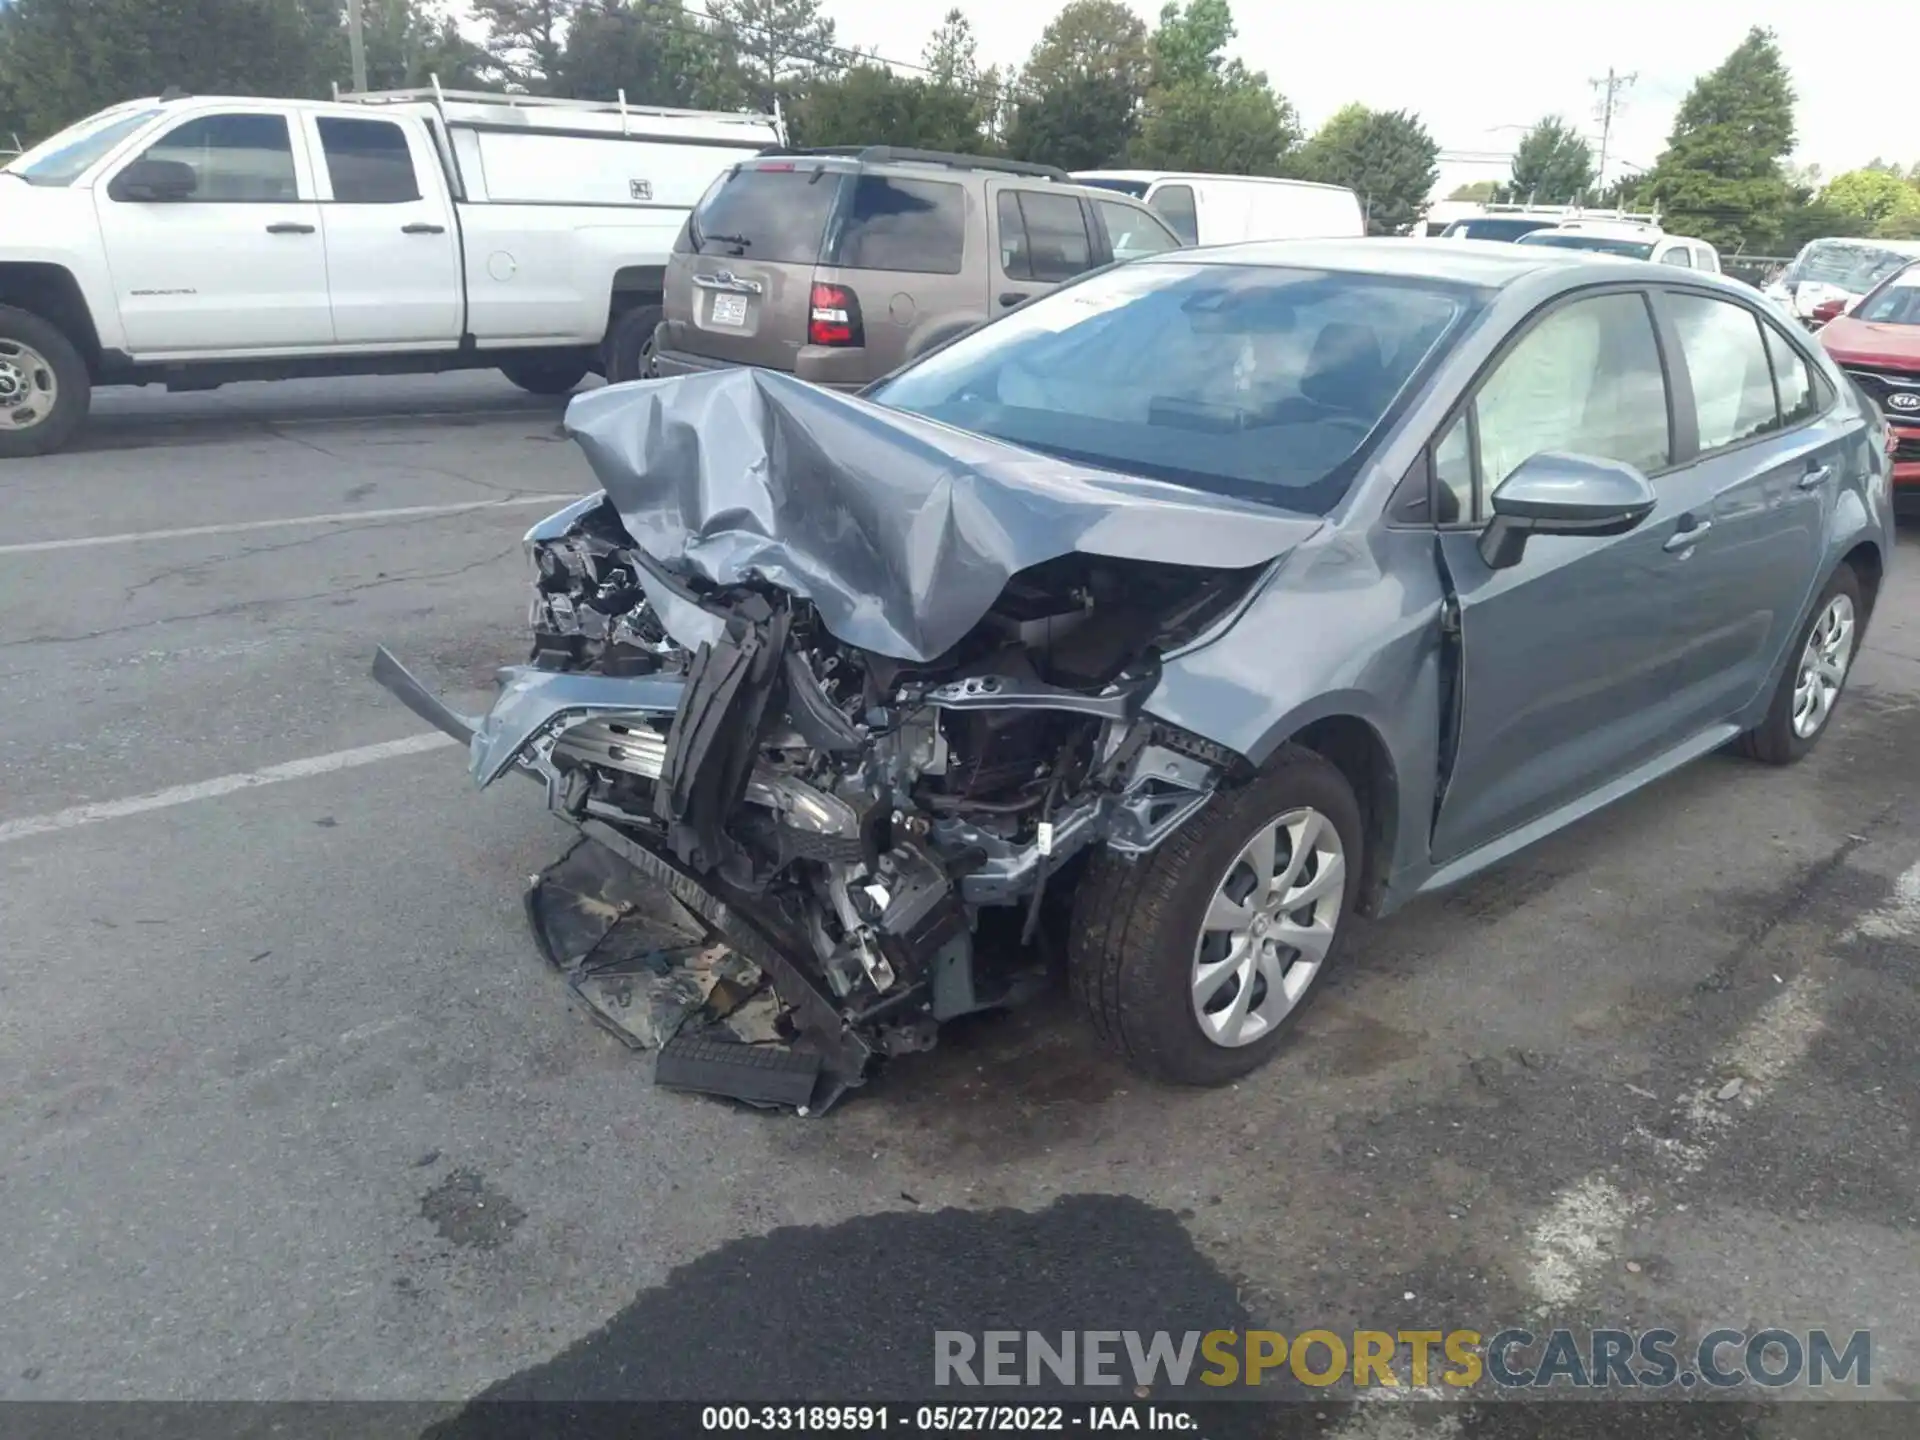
[373, 368, 1323, 1115]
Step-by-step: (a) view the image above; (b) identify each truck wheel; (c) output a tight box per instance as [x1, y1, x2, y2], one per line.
[1068, 744, 1362, 1086]
[0, 305, 90, 459]
[499, 358, 588, 396]
[604, 303, 662, 384]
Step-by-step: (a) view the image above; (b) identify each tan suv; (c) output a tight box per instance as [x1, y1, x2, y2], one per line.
[650, 146, 1186, 390]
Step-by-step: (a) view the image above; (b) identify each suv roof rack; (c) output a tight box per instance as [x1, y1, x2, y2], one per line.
[763, 145, 1071, 182]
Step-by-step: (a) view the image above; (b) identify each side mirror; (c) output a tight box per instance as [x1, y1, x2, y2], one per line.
[108, 158, 198, 203]
[1478, 452, 1657, 570]
[1810, 297, 1847, 326]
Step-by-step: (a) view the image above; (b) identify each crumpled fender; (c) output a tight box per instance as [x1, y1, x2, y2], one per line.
[371, 647, 684, 788]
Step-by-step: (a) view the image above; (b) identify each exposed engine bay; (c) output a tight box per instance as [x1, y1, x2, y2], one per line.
[372, 366, 1321, 1113]
[508, 496, 1255, 1110]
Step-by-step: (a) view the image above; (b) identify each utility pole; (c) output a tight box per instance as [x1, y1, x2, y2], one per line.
[347, 0, 369, 93]
[1590, 67, 1636, 191]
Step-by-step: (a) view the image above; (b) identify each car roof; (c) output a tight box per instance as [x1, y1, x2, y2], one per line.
[1072, 168, 1355, 194]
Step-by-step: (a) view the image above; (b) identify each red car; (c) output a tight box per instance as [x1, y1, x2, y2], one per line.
[1817, 264, 1920, 497]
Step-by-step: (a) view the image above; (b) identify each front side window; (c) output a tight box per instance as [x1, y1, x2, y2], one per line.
[1666, 293, 1778, 451]
[134, 113, 298, 202]
[870, 261, 1473, 515]
[1658, 247, 1694, 268]
[1149, 184, 1199, 245]
[831, 175, 965, 275]
[1474, 291, 1671, 488]
[7, 106, 162, 186]
[1096, 199, 1181, 261]
[316, 117, 420, 203]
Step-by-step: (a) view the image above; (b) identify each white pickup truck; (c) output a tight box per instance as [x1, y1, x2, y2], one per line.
[0, 86, 782, 456]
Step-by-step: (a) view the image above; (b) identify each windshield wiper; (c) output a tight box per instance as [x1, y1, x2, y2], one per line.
[699, 233, 752, 253]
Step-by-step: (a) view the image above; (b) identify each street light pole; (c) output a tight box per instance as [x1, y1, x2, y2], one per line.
[347, 0, 369, 93]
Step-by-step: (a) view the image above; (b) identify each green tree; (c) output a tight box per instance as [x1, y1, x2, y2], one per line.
[1006, 0, 1148, 170]
[472, 0, 576, 92]
[1643, 26, 1797, 252]
[353, 0, 489, 91]
[556, 0, 745, 109]
[1820, 167, 1920, 230]
[1447, 179, 1499, 202]
[793, 62, 983, 151]
[922, 7, 978, 90]
[0, 0, 336, 139]
[1288, 104, 1438, 234]
[1504, 115, 1593, 204]
[1131, 0, 1295, 175]
[708, 0, 837, 113]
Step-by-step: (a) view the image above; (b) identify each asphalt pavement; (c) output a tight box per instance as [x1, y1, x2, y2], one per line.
[1, 373, 1917, 1436]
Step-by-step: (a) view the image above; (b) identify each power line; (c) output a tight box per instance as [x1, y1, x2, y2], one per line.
[1590, 67, 1636, 189]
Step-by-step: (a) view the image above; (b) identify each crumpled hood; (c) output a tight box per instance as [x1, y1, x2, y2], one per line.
[562, 367, 1324, 663]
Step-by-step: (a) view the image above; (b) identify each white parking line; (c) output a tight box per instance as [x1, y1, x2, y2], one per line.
[0, 733, 457, 846]
[0, 495, 579, 556]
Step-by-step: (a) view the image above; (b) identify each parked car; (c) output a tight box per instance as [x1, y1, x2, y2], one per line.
[1437, 214, 1563, 242]
[375, 237, 1889, 1110]
[1766, 237, 1920, 327]
[650, 147, 1185, 391]
[1071, 169, 1364, 244]
[1818, 259, 1920, 506]
[0, 87, 781, 457]
[1516, 219, 1721, 271]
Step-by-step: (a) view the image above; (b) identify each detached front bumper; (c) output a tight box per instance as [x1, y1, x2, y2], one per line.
[370, 646, 686, 792]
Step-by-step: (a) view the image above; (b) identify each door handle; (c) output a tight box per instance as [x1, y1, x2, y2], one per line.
[998, 292, 1025, 307]
[401, 222, 446, 235]
[1664, 518, 1712, 552]
[265, 222, 315, 234]
[1798, 463, 1833, 489]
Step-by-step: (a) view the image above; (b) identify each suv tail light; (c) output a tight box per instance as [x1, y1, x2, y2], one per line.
[809, 282, 864, 347]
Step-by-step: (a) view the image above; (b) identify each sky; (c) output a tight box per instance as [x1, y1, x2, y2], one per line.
[813, 0, 1881, 199]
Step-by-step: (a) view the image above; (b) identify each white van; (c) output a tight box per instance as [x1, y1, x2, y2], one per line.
[1071, 170, 1364, 246]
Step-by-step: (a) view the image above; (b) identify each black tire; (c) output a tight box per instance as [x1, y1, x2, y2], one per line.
[1068, 743, 1363, 1085]
[1738, 563, 1864, 765]
[0, 304, 91, 459]
[498, 357, 589, 396]
[604, 303, 662, 384]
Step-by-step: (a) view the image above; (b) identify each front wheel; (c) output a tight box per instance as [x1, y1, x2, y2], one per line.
[498, 357, 589, 396]
[0, 305, 91, 458]
[1069, 744, 1362, 1085]
[1739, 563, 1863, 765]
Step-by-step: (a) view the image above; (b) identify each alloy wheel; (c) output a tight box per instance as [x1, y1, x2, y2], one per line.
[1791, 592, 1856, 739]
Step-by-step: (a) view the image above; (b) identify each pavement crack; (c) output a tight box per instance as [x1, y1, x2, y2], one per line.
[5, 543, 521, 650]
[263, 421, 528, 499]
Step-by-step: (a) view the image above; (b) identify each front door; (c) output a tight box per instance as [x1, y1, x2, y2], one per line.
[306, 114, 462, 347]
[1432, 288, 1712, 862]
[94, 110, 334, 354]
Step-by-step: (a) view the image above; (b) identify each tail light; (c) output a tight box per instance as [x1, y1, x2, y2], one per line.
[808, 282, 864, 348]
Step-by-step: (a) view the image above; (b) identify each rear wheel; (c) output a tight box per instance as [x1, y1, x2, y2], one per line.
[1739, 564, 1863, 765]
[1069, 744, 1362, 1085]
[499, 357, 589, 396]
[604, 303, 662, 384]
[0, 305, 90, 459]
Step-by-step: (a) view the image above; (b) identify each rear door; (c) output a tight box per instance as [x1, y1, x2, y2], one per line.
[305, 113, 461, 346]
[987, 182, 1101, 313]
[659, 161, 843, 370]
[93, 108, 333, 354]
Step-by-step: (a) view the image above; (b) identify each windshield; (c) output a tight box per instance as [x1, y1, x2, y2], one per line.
[869, 261, 1473, 515]
[1782, 240, 1916, 295]
[5, 106, 162, 186]
[1075, 177, 1151, 198]
[1852, 266, 1920, 325]
[1515, 231, 1657, 260]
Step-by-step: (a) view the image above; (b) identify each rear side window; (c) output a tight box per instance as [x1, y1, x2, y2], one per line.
[1666, 293, 1777, 450]
[1150, 184, 1198, 244]
[830, 176, 964, 274]
[1000, 191, 1093, 282]
[316, 117, 420, 204]
[681, 165, 840, 265]
[1763, 322, 1821, 428]
[139, 113, 297, 202]
[1696, 247, 1720, 274]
